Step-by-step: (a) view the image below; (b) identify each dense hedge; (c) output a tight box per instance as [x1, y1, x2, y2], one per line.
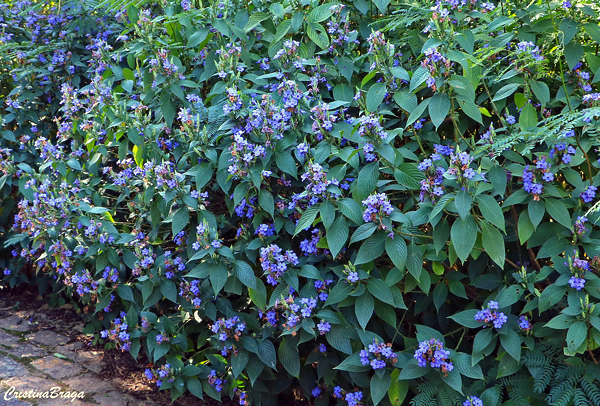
[2, 0, 600, 405]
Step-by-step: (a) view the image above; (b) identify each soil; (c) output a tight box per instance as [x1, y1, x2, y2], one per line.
[0, 285, 309, 406]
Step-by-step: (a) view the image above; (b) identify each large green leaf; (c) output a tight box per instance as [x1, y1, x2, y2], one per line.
[366, 82, 387, 112]
[327, 216, 349, 258]
[481, 220, 505, 267]
[428, 92, 451, 129]
[451, 215, 478, 262]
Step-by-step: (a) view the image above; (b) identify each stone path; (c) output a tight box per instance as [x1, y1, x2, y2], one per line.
[0, 315, 150, 406]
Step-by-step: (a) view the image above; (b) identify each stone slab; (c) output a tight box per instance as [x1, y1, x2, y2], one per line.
[92, 391, 125, 406]
[4, 344, 46, 359]
[0, 331, 20, 347]
[0, 357, 29, 380]
[55, 344, 103, 374]
[0, 317, 29, 333]
[63, 374, 114, 394]
[0, 395, 32, 405]
[30, 356, 82, 380]
[28, 331, 68, 347]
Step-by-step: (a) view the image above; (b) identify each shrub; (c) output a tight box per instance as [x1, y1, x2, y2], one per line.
[2, 0, 600, 405]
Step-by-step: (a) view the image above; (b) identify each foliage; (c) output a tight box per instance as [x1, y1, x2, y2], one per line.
[1, 0, 600, 405]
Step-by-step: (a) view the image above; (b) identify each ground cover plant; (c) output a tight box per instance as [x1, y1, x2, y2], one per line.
[2, 0, 600, 404]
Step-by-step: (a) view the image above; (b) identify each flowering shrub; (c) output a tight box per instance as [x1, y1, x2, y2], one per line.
[2, 0, 600, 405]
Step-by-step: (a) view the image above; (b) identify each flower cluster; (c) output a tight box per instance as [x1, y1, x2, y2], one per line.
[574, 216, 588, 240]
[357, 114, 388, 142]
[314, 279, 333, 302]
[259, 244, 299, 285]
[568, 256, 590, 291]
[333, 387, 364, 406]
[360, 339, 397, 370]
[144, 364, 175, 387]
[316, 320, 331, 335]
[463, 395, 483, 406]
[300, 163, 341, 205]
[522, 157, 554, 200]
[518, 315, 532, 331]
[514, 41, 544, 63]
[419, 161, 445, 202]
[310, 103, 338, 141]
[208, 369, 227, 392]
[549, 142, 576, 164]
[211, 316, 246, 345]
[100, 312, 132, 351]
[421, 47, 452, 91]
[581, 185, 597, 204]
[475, 301, 507, 329]
[362, 193, 394, 223]
[280, 296, 318, 329]
[227, 127, 267, 179]
[273, 40, 306, 71]
[414, 338, 454, 374]
[327, 4, 359, 54]
[215, 42, 243, 80]
[367, 31, 397, 72]
[178, 279, 202, 307]
[300, 229, 328, 256]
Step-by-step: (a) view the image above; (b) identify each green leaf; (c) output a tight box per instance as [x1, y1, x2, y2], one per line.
[519, 103, 538, 130]
[559, 18, 578, 45]
[161, 98, 176, 127]
[275, 151, 297, 177]
[321, 200, 335, 229]
[528, 79, 551, 107]
[539, 284, 566, 313]
[259, 190, 274, 217]
[385, 236, 407, 271]
[388, 371, 409, 406]
[294, 204, 320, 235]
[455, 189, 472, 219]
[278, 337, 300, 377]
[244, 12, 269, 32]
[172, 207, 190, 237]
[248, 278, 267, 310]
[186, 378, 203, 399]
[367, 279, 395, 306]
[357, 162, 379, 198]
[476, 195, 505, 231]
[306, 22, 329, 49]
[456, 96, 483, 124]
[451, 215, 477, 262]
[481, 220, 505, 267]
[585, 22, 600, 43]
[496, 353, 521, 378]
[326, 325, 353, 354]
[473, 328, 494, 356]
[495, 285, 524, 307]
[350, 222, 378, 244]
[545, 314, 575, 330]
[356, 292, 374, 330]
[454, 353, 484, 379]
[528, 199, 545, 228]
[406, 98, 431, 127]
[234, 261, 256, 289]
[308, 3, 334, 22]
[335, 353, 370, 372]
[500, 329, 521, 361]
[371, 370, 391, 405]
[209, 263, 228, 295]
[518, 210, 534, 244]
[537, 236, 569, 258]
[327, 217, 349, 258]
[160, 280, 178, 303]
[544, 198, 571, 229]
[325, 282, 354, 306]
[366, 82, 387, 112]
[258, 339, 277, 370]
[273, 19, 292, 43]
[410, 66, 430, 92]
[442, 371, 463, 394]
[338, 198, 365, 225]
[449, 309, 482, 328]
[428, 93, 451, 129]
[373, 0, 391, 12]
[355, 233, 386, 265]
[117, 285, 135, 303]
[406, 243, 424, 282]
[492, 83, 520, 102]
[231, 350, 249, 378]
[397, 358, 428, 380]
[394, 164, 424, 190]
[566, 321, 587, 353]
